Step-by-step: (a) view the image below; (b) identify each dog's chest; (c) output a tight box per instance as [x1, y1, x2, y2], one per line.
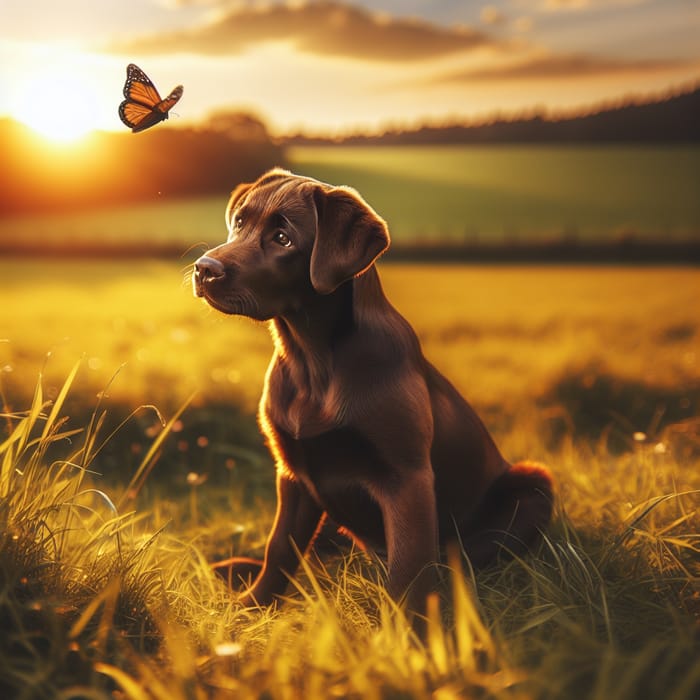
[264, 363, 345, 440]
[273, 426, 389, 546]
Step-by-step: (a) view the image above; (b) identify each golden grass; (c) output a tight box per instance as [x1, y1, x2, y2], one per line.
[0, 260, 699, 698]
[0, 377, 698, 698]
[381, 264, 699, 403]
[2, 261, 697, 413]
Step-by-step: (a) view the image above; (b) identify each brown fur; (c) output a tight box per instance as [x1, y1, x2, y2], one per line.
[193, 168, 554, 616]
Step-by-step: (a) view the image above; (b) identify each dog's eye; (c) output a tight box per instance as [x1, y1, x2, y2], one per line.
[235, 216, 243, 229]
[273, 231, 292, 247]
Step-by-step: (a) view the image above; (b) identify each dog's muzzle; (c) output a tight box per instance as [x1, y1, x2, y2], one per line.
[193, 255, 226, 297]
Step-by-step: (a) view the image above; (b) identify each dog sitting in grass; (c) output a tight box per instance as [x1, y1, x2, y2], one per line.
[193, 168, 554, 618]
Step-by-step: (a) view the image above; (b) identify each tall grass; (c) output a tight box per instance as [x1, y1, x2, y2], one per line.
[0, 364, 698, 699]
[1, 262, 698, 697]
[0, 366, 519, 698]
[0, 363, 170, 695]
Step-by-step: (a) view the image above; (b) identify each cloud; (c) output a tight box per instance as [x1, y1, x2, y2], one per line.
[153, 0, 225, 6]
[480, 6, 508, 26]
[107, 0, 495, 62]
[513, 16, 534, 32]
[538, 0, 650, 10]
[541, 0, 591, 8]
[429, 52, 691, 83]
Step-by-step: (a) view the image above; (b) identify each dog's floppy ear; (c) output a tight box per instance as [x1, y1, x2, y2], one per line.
[225, 181, 254, 235]
[310, 185, 390, 294]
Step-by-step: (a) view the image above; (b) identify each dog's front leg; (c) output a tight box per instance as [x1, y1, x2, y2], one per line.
[377, 467, 441, 620]
[240, 472, 323, 607]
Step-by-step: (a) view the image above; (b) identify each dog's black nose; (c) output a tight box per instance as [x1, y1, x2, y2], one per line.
[194, 256, 225, 283]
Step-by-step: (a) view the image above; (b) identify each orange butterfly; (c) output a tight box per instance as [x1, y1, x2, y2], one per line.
[119, 64, 183, 133]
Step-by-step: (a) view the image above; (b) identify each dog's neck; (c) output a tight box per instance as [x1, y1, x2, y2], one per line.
[270, 275, 353, 376]
[269, 266, 389, 393]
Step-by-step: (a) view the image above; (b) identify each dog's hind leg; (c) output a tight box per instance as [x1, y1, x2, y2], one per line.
[457, 461, 554, 569]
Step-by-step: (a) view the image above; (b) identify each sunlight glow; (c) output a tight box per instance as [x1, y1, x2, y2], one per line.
[14, 66, 97, 143]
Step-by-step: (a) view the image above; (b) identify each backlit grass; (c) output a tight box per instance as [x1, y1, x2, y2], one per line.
[0, 260, 699, 698]
[0, 368, 698, 699]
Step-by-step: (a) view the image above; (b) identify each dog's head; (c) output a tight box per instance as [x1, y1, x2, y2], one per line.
[193, 168, 390, 320]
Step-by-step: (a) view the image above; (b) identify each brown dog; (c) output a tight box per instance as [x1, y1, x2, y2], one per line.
[193, 168, 553, 615]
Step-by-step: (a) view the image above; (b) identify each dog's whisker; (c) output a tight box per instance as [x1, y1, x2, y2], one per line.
[181, 241, 209, 259]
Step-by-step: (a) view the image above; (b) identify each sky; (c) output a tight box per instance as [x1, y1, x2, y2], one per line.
[0, 0, 698, 141]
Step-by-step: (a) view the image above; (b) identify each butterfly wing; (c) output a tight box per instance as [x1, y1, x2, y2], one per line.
[119, 64, 183, 133]
[123, 63, 162, 104]
[156, 85, 184, 114]
[119, 99, 165, 132]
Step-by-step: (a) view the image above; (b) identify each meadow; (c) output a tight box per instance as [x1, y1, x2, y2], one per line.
[288, 144, 700, 243]
[0, 259, 699, 698]
[2, 145, 699, 251]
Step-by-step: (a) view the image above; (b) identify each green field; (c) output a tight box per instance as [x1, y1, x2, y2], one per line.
[289, 144, 700, 243]
[1, 145, 699, 250]
[1, 260, 699, 698]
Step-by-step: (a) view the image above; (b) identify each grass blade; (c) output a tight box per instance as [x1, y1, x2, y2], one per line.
[40, 359, 82, 442]
[117, 393, 196, 510]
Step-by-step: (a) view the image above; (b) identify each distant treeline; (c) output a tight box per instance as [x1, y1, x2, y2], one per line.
[284, 84, 700, 146]
[1, 236, 698, 265]
[0, 113, 285, 216]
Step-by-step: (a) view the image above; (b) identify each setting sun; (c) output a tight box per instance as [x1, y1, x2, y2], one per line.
[13, 65, 98, 143]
